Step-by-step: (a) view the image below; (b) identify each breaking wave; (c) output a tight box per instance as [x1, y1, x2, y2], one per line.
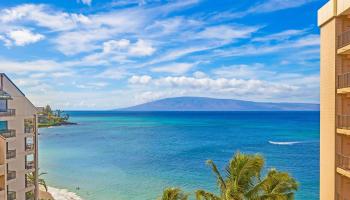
[48, 186, 84, 200]
[268, 141, 303, 145]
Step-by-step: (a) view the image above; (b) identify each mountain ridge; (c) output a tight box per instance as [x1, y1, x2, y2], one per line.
[118, 97, 319, 111]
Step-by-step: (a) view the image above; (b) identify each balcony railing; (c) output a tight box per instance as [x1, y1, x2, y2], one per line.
[6, 150, 16, 160]
[338, 73, 350, 89]
[7, 170, 16, 181]
[25, 144, 34, 152]
[0, 129, 15, 138]
[25, 161, 35, 170]
[337, 154, 350, 171]
[7, 191, 16, 200]
[338, 29, 350, 49]
[0, 109, 15, 117]
[24, 126, 34, 134]
[336, 193, 350, 200]
[337, 115, 350, 130]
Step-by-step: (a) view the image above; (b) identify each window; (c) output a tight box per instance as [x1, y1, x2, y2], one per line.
[0, 100, 7, 112]
[0, 121, 7, 131]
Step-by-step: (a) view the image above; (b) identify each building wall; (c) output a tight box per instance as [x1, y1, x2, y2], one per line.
[0, 74, 38, 200]
[320, 16, 337, 200]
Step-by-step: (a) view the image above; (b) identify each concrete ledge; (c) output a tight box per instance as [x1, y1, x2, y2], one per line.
[337, 87, 350, 94]
[337, 167, 350, 178]
[337, 44, 350, 54]
[318, 0, 336, 26]
[337, 128, 350, 136]
[337, 0, 350, 16]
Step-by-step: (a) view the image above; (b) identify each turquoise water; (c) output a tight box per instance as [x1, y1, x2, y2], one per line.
[39, 111, 319, 200]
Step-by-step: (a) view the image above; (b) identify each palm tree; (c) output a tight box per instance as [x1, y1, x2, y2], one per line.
[257, 169, 298, 200]
[196, 152, 298, 200]
[159, 188, 189, 200]
[27, 172, 48, 192]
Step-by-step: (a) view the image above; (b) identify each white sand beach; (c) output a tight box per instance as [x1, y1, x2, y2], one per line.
[47, 186, 84, 200]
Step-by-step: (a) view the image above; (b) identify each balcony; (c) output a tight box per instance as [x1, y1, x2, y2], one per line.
[24, 126, 34, 134]
[6, 150, 16, 160]
[336, 193, 350, 200]
[7, 191, 16, 200]
[7, 170, 16, 181]
[25, 161, 35, 171]
[337, 115, 350, 135]
[25, 144, 34, 153]
[0, 129, 15, 139]
[338, 29, 350, 54]
[337, 73, 350, 94]
[337, 154, 350, 170]
[337, 154, 350, 178]
[0, 109, 15, 117]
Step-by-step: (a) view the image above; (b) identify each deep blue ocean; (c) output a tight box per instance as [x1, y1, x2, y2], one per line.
[39, 111, 320, 200]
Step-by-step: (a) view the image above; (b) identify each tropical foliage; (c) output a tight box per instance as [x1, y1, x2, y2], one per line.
[38, 104, 71, 128]
[159, 188, 189, 200]
[159, 152, 298, 200]
[27, 172, 48, 192]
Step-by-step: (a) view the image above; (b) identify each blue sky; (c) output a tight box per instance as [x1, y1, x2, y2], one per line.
[0, 0, 324, 110]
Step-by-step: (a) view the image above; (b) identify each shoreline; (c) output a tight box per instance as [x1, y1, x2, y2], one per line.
[47, 186, 84, 200]
[39, 121, 78, 128]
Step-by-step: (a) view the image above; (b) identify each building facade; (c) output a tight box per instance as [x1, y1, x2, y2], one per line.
[0, 74, 38, 200]
[319, 1, 350, 199]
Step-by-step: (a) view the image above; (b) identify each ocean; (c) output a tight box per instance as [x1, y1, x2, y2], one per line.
[39, 111, 320, 200]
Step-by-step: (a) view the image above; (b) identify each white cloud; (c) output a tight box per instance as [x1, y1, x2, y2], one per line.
[128, 75, 152, 84]
[248, 0, 316, 14]
[96, 68, 129, 80]
[193, 71, 207, 78]
[6, 28, 44, 46]
[252, 29, 307, 42]
[78, 0, 92, 6]
[75, 82, 108, 89]
[0, 4, 91, 31]
[126, 71, 319, 104]
[103, 39, 130, 53]
[151, 62, 196, 74]
[0, 59, 60, 72]
[129, 39, 156, 56]
[212, 63, 272, 79]
[128, 75, 297, 95]
[211, 0, 315, 21]
[197, 25, 258, 41]
[213, 34, 320, 58]
[0, 35, 12, 46]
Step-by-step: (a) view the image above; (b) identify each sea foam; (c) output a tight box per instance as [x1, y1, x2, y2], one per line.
[268, 141, 302, 145]
[48, 186, 83, 200]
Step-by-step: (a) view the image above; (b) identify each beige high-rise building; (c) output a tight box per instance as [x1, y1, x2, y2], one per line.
[0, 74, 38, 200]
[319, 0, 350, 199]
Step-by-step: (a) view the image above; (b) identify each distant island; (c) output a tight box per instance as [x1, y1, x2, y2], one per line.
[37, 105, 77, 128]
[119, 97, 320, 111]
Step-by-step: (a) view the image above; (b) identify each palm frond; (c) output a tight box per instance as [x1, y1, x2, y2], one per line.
[159, 187, 188, 200]
[195, 190, 221, 200]
[206, 160, 226, 194]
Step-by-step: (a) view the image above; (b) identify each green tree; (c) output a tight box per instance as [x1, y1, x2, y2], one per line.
[27, 172, 48, 192]
[196, 152, 298, 200]
[44, 105, 52, 115]
[159, 188, 189, 200]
